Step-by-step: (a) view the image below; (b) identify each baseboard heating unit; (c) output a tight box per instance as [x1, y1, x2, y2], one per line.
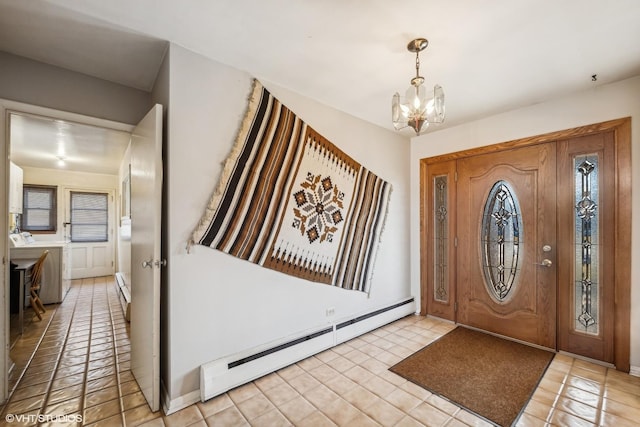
[200, 297, 415, 401]
[114, 272, 131, 321]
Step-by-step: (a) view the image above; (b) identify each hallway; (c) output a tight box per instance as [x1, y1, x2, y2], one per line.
[2, 276, 147, 425]
[1, 277, 639, 426]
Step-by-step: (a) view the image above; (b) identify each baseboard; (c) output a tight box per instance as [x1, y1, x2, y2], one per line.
[200, 297, 415, 402]
[630, 365, 640, 377]
[162, 383, 200, 416]
[200, 324, 335, 402]
[335, 298, 416, 343]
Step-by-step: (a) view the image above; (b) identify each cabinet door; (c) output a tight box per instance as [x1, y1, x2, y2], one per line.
[9, 161, 23, 214]
[10, 247, 62, 304]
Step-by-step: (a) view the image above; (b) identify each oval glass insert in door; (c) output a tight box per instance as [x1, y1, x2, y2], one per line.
[481, 180, 522, 303]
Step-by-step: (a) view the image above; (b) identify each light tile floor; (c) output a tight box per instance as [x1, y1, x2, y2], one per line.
[1, 277, 639, 426]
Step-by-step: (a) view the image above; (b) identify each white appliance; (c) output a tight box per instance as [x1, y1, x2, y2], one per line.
[9, 232, 35, 247]
[9, 233, 71, 304]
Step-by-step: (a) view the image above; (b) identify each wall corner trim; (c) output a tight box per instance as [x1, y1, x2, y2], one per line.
[162, 386, 201, 416]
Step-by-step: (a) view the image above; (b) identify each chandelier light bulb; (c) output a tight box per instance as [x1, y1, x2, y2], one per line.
[412, 93, 421, 110]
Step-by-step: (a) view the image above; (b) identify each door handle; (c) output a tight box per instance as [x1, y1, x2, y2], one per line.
[142, 259, 166, 268]
[534, 259, 553, 267]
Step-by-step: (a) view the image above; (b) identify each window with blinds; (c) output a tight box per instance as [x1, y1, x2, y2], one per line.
[22, 185, 57, 232]
[70, 191, 108, 242]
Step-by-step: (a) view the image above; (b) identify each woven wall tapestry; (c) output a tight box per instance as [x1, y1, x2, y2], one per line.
[191, 80, 391, 293]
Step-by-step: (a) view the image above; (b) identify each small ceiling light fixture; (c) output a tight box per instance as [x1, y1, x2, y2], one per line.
[392, 38, 445, 135]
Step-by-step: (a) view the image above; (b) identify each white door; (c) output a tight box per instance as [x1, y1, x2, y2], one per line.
[130, 104, 163, 412]
[65, 189, 116, 279]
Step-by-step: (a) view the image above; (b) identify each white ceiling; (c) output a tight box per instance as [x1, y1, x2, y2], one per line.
[9, 113, 131, 175]
[0, 0, 167, 92]
[1, 0, 640, 172]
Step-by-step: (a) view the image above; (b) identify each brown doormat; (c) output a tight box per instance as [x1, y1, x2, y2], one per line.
[390, 326, 554, 426]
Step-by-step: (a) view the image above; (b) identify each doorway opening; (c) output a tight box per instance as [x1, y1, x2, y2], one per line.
[2, 101, 135, 401]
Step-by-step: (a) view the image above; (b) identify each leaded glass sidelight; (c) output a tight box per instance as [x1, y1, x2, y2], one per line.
[481, 181, 522, 302]
[433, 175, 448, 302]
[574, 155, 600, 335]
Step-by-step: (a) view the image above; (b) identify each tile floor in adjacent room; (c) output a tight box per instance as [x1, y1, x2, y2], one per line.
[1, 277, 639, 426]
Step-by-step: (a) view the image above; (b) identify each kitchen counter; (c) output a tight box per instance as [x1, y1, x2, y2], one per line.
[21, 240, 69, 247]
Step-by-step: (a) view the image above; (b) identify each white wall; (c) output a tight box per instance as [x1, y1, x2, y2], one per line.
[116, 145, 132, 284]
[21, 166, 118, 242]
[0, 51, 151, 124]
[163, 44, 411, 400]
[410, 76, 640, 369]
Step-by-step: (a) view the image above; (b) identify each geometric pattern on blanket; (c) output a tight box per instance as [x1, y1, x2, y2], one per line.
[191, 80, 392, 293]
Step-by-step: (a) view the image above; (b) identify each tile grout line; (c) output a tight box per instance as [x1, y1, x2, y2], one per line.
[276, 323, 404, 425]
[594, 367, 608, 426]
[34, 279, 83, 426]
[558, 361, 605, 426]
[0, 302, 59, 416]
[273, 364, 370, 426]
[79, 277, 96, 425]
[258, 327, 410, 427]
[104, 275, 128, 426]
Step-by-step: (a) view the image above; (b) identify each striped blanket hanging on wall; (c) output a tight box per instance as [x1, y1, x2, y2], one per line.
[191, 80, 391, 293]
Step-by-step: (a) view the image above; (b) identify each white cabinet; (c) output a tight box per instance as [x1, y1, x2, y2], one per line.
[9, 161, 23, 213]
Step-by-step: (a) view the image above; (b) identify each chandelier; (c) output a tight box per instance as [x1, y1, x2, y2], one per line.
[392, 38, 445, 135]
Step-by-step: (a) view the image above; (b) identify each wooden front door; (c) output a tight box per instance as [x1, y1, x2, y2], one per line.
[421, 119, 630, 370]
[457, 143, 557, 349]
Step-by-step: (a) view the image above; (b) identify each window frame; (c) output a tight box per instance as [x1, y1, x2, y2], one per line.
[22, 184, 57, 233]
